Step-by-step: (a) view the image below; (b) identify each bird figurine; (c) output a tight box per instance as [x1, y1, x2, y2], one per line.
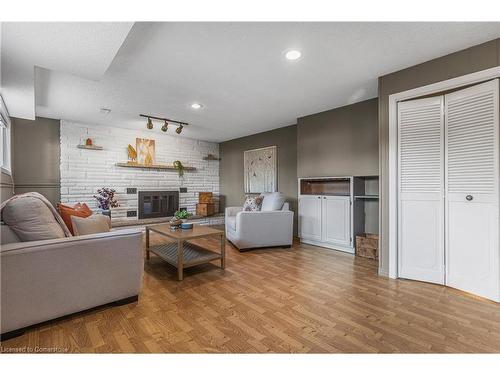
[127, 144, 137, 162]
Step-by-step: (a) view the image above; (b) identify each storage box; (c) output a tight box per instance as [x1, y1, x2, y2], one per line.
[356, 233, 379, 260]
[198, 192, 214, 204]
[196, 203, 216, 217]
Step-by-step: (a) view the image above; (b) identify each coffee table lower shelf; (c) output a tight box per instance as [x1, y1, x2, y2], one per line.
[149, 242, 222, 269]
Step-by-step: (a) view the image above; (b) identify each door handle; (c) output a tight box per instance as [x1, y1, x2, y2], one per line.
[466, 195, 473, 201]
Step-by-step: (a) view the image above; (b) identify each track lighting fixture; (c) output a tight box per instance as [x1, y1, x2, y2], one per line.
[140, 114, 188, 134]
[161, 121, 168, 132]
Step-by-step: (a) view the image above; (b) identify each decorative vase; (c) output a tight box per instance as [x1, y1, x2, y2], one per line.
[169, 218, 182, 228]
[101, 209, 111, 218]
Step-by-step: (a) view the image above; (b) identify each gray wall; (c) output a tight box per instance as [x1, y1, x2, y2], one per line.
[219, 125, 298, 234]
[11, 117, 61, 206]
[297, 98, 379, 177]
[378, 37, 500, 275]
[0, 171, 14, 202]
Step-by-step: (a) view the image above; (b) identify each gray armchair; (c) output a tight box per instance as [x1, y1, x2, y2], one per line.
[225, 202, 294, 250]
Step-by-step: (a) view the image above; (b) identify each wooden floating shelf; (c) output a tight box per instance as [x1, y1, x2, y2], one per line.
[77, 145, 103, 150]
[115, 162, 196, 171]
[203, 154, 221, 161]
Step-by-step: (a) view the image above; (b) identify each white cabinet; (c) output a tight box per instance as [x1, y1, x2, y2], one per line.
[298, 195, 322, 242]
[298, 177, 354, 253]
[321, 196, 351, 247]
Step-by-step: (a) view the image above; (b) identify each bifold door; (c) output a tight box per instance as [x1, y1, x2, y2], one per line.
[445, 80, 499, 301]
[398, 79, 499, 302]
[398, 96, 445, 284]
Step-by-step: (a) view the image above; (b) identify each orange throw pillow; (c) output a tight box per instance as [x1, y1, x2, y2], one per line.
[57, 203, 93, 235]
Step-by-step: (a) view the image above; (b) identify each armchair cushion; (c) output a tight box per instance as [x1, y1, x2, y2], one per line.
[260, 192, 285, 211]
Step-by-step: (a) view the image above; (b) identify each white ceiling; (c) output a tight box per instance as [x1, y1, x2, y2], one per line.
[1, 22, 133, 119]
[2, 22, 500, 142]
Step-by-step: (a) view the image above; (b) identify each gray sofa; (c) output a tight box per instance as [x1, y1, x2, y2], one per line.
[0, 224, 143, 340]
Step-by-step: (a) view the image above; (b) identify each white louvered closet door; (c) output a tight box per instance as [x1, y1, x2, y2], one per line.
[398, 97, 445, 284]
[445, 79, 499, 301]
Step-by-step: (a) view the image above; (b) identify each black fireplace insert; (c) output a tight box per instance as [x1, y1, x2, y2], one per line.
[138, 191, 179, 219]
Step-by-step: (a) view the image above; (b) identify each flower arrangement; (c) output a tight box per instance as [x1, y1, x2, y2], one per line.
[173, 160, 185, 177]
[93, 187, 119, 210]
[174, 210, 192, 221]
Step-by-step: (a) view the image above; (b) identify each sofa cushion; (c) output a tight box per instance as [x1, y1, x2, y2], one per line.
[71, 214, 111, 236]
[225, 215, 236, 231]
[1, 223, 21, 245]
[58, 203, 93, 234]
[2, 196, 66, 241]
[243, 195, 263, 211]
[260, 192, 285, 211]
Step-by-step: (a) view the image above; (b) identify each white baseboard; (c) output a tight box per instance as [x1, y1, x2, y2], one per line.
[300, 238, 354, 254]
[378, 267, 389, 277]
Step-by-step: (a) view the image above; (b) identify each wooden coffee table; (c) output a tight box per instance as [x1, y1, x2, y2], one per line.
[145, 224, 225, 281]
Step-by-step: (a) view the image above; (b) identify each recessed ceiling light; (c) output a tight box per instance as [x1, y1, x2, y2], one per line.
[191, 103, 203, 109]
[285, 49, 302, 61]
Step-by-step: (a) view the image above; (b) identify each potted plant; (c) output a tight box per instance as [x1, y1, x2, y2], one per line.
[93, 187, 119, 217]
[174, 209, 192, 223]
[173, 160, 185, 177]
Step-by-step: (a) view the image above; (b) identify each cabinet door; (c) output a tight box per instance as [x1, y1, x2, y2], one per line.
[298, 196, 322, 241]
[445, 79, 499, 301]
[321, 196, 351, 246]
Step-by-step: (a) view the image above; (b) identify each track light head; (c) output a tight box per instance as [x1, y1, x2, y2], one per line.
[161, 121, 168, 132]
[140, 114, 187, 134]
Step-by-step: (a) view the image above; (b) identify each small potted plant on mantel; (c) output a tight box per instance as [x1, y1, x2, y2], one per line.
[93, 187, 119, 217]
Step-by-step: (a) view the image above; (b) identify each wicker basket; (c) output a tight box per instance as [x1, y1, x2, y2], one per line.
[356, 233, 379, 260]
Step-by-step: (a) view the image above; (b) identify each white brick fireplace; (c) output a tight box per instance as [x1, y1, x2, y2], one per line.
[60, 120, 220, 222]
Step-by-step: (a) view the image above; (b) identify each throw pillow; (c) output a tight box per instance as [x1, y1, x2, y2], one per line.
[2, 196, 66, 241]
[260, 192, 285, 211]
[243, 195, 263, 211]
[71, 214, 111, 236]
[58, 203, 93, 235]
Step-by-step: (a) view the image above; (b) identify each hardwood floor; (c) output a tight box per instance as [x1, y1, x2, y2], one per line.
[2, 232, 500, 353]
